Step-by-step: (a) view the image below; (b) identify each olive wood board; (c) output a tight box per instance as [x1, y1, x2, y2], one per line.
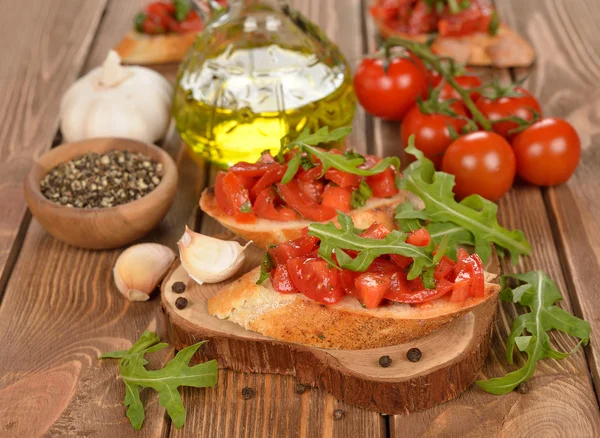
[161, 244, 498, 415]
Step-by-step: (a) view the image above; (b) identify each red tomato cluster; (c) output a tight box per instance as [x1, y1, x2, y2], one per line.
[268, 225, 485, 308]
[215, 150, 399, 224]
[136, 1, 204, 34]
[353, 53, 582, 201]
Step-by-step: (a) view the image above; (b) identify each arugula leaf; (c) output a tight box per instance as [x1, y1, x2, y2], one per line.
[100, 331, 218, 430]
[308, 212, 447, 280]
[257, 251, 274, 285]
[476, 271, 591, 395]
[174, 0, 191, 21]
[398, 140, 531, 264]
[350, 181, 373, 209]
[278, 127, 401, 183]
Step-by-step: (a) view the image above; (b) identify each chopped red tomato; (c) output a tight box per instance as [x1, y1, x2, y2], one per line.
[258, 151, 276, 164]
[254, 188, 299, 222]
[321, 184, 351, 213]
[229, 162, 274, 178]
[434, 256, 456, 282]
[406, 228, 431, 246]
[366, 257, 398, 274]
[236, 174, 257, 192]
[287, 258, 344, 305]
[277, 180, 336, 221]
[451, 248, 485, 302]
[390, 254, 412, 270]
[385, 272, 453, 303]
[249, 164, 286, 200]
[214, 171, 256, 223]
[339, 269, 360, 297]
[296, 179, 324, 203]
[271, 265, 298, 294]
[366, 167, 399, 198]
[356, 272, 392, 309]
[297, 164, 323, 181]
[325, 169, 361, 188]
[268, 234, 319, 266]
[360, 223, 391, 239]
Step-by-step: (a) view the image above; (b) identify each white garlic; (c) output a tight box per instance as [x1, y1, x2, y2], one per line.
[113, 243, 176, 301]
[178, 226, 249, 284]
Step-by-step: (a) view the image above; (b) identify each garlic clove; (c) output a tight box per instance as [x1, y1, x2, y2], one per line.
[178, 226, 250, 285]
[113, 243, 176, 301]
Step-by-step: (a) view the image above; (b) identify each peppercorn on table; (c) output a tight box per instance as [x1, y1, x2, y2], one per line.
[1, 1, 600, 437]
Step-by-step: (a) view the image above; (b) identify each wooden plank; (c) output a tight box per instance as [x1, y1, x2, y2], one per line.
[171, 1, 383, 436]
[360, 3, 600, 436]
[496, 0, 600, 398]
[0, 1, 206, 437]
[0, 0, 107, 295]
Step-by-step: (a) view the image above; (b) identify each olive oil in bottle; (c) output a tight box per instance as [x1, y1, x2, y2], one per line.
[173, 2, 356, 167]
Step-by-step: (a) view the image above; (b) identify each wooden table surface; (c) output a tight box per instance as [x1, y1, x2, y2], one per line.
[1, 0, 600, 437]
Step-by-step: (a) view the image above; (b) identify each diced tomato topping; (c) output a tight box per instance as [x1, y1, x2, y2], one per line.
[360, 223, 391, 239]
[366, 257, 398, 274]
[236, 174, 257, 192]
[271, 265, 298, 294]
[268, 235, 319, 267]
[253, 188, 299, 222]
[296, 179, 324, 203]
[434, 256, 456, 282]
[214, 171, 256, 223]
[249, 164, 286, 201]
[286, 258, 344, 305]
[321, 184, 351, 213]
[325, 169, 361, 188]
[450, 248, 485, 302]
[385, 272, 453, 303]
[355, 272, 392, 309]
[277, 180, 336, 221]
[406, 228, 431, 246]
[366, 167, 399, 198]
[390, 254, 412, 270]
[229, 162, 275, 178]
[258, 151, 276, 164]
[339, 269, 360, 297]
[297, 163, 323, 181]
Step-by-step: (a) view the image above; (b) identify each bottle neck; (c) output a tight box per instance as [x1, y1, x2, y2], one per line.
[193, 0, 289, 27]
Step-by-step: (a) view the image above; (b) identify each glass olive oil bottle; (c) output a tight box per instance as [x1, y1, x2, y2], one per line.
[173, 0, 356, 167]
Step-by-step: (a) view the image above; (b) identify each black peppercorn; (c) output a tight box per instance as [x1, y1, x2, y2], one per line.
[406, 348, 422, 362]
[517, 382, 529, 394]
[172, 281, 186, 294]
[242, 387, 255, 400]
[175, 297, 188, 310]
[296, 384, 307, 394]
[378, 355, 393, 368]
[333, 409, 345, 420]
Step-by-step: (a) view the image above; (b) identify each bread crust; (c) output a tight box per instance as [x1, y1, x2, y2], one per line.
[115, 30, 197, 65]
[200, 187, 413, 248]
[208, 267, 501, 350]
[375, 22, 535, 68]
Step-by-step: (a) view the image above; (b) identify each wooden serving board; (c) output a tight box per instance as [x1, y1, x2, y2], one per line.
[160, 244, 498, 415]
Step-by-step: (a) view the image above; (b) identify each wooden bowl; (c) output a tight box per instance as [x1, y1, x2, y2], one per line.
[24, 137, 178, 249]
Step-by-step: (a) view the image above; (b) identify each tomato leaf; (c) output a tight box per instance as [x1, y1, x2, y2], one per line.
[397, 141, 531, 264]
[100, 331, 218, 430]
[308, 211, 447, 280]
[476, 271, 590, 395]
[350, 181, 373, 209]
[278, 127, 401, 183]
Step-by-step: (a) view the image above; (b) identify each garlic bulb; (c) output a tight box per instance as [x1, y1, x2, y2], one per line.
[113, 243, 176, 301]
[178, 226, 249, 284]
[60, 50, 172, 143]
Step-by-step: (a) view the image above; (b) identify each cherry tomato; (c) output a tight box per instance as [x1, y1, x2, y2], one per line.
[321, 184, 352, 213]
[366, 167, 399, 198]
[429, 73, 482, 101]
[401, 101, 468, 168]
[214, 172, 256, 223]
[475, 88, 542, 139]
[354, 55, 428, 120]
[277, 180, 336, 221]
[355, 272, 392, 309]
[253, 188, 299, 222]
[442, 131, 516, 201]
[512, 118, 581, 186]
[268, 235, 319, 267]
[286, 258, 344, 305]
[271, 265, 298, 294]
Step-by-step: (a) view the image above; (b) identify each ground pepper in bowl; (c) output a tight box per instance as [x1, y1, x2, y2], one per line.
[40, 149, 164, 208]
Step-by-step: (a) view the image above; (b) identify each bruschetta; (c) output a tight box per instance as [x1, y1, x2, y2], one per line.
[208, 217, 501, 349]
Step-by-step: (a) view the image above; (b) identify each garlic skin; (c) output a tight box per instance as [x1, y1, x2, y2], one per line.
[178, 226, 249, 284]
[60, 50, 172, 144]
[113, 243, 176, 301]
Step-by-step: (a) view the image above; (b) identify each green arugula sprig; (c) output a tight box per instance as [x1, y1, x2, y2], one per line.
[396, 139, 531, 264]
[277, 127, 401, 184]
[100, 331, 218, 430]
[307, 212, 448, 281]
[477, 271, 591, 394]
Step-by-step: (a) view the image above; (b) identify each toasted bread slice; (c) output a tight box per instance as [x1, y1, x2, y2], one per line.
[200, 188, 413, 249]
[115, 30, 198, 65]
[208, 267, 501, 350]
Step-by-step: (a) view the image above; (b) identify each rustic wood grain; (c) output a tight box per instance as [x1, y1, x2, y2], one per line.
[496, 0, 600, 401]
[362, 3, 600, 435]
[0, 0, 108, 295]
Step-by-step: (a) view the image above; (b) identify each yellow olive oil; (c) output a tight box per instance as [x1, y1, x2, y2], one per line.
[173, 45, 356, 167]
